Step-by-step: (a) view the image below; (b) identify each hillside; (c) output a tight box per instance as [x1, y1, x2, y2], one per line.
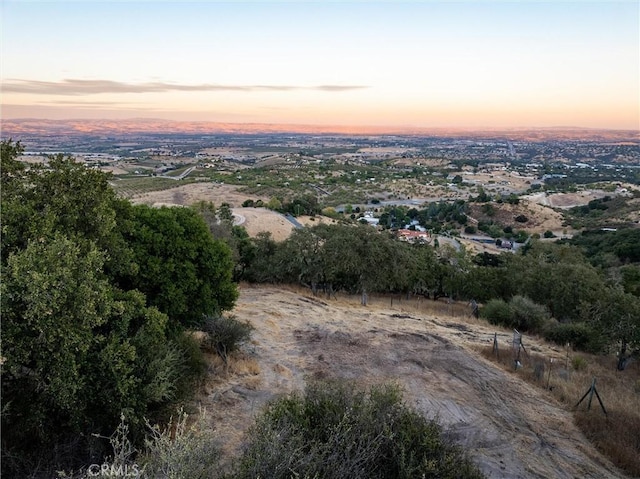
[200, 285, 629, 479]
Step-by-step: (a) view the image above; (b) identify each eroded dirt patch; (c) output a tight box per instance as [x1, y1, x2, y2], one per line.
[200, 286, 626, 478]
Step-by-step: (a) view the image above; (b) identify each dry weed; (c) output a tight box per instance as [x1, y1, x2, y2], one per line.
[479, 343, 640, 476]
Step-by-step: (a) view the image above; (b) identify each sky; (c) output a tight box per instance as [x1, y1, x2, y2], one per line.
[1, 0, 638, 130]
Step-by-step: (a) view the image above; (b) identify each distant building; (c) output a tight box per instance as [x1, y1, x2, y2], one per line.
[397, 229, 430, 244]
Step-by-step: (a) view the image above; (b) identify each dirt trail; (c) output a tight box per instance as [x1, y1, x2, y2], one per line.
[201, 285, 627, 479]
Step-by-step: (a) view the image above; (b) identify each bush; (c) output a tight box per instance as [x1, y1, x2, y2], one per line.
[571, 356, 587, 371]
[514, 214, 528, 223]
[141, 408, 221, 479]
[481, 296, 548, 332]
[509, 295, 549, 332]
[543, 322, 604, 353]
[480, 299, 513, 327]
[202, 314, 253, 361]
[233, 381, 485, 479]
[464, 225, 477, 234]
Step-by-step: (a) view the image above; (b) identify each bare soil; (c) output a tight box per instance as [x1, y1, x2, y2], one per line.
[523, 191, 611, 210]
[199, 285, 628, 479]
[130, 183, 266, 208]
[232, 207, 294, 242]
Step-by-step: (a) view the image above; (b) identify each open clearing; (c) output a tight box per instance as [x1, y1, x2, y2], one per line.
[130, 183, 266, 208]
[200, 285, 628, 479]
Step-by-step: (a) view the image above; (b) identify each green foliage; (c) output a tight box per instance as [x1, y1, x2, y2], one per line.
[481, 296, 548, 332]
[473, 186, 490, 203]
[283, 194, 320, 216]
[243, 231, 279, 282]
[1, 149, 135, 279]
[568, 228, 640, 266]
[543, 322, 603, 353]
[505, 194, 520, 205]
[266, 196, 282, 210]
[191, 201, 256, 282]
[571, 356, 588, 371]
[509, 295, 550, 331]
[581, 288, 640, 354]
[477, 220, 503, 238]
[480, 299, 513, 327]
[510, 242, 607, 321]
[619, 265, 640, 297]
[2, 235, 112, 436]
[119, 204, 238, 328]
[0, 235, 188, 474]
[0, 140, 238, 476]
[481, 203, 495, 217]
[233, 381, 485, 479]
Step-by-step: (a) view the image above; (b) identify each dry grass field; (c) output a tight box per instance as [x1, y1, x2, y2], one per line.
[197, 285, 638, 479]
[130, 182, 266, 208]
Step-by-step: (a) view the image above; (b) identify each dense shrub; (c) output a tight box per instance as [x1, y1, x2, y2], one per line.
[481, 296, 548, 332]
[480, 299, 513, 327]
[543, 322, 604, 353]
[232, 381, 485, 479]
[202, 314, 254, 361]
[509, 295, 549, 332]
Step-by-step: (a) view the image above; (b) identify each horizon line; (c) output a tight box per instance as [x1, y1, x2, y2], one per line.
[3, 117, 639, 134]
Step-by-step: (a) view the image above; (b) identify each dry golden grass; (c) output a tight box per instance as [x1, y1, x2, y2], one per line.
[205, 351, 261, 379]
[479, 344, 640, 476]
[272, 283, 475, 320]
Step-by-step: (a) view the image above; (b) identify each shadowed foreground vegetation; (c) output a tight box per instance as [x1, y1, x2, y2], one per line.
[233, 381, 485, 479]
[67, 382, 486, 479]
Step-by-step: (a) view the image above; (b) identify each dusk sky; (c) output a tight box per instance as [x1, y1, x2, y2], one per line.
[1, 1, 638, 130]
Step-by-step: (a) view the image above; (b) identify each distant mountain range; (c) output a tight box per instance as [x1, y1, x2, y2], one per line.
[2, 118, 638, 142]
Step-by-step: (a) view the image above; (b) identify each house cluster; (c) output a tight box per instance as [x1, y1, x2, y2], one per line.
[397, 229, 431, 244]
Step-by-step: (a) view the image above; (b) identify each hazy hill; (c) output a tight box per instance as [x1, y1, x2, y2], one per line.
[2, 118, 639, 141]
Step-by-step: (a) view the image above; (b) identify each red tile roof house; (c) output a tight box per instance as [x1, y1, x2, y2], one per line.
[397, 229, 431, 244]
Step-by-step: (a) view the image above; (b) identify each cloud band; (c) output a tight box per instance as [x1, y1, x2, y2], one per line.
[3, 79, 369, 96]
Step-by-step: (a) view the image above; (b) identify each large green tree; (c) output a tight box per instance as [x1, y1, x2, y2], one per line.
[1, 235, 180, 472]
[117, 204, 237, 328]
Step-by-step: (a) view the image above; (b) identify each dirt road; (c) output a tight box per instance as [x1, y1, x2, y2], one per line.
[201, 286, 626, 478]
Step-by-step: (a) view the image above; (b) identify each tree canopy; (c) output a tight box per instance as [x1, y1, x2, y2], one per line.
[0, 140, 237, 476]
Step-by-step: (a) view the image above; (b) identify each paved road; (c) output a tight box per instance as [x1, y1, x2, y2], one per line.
[233, 213, 246, 226]
[160, 166, 196, 180]
[284, 214, 303, 229]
